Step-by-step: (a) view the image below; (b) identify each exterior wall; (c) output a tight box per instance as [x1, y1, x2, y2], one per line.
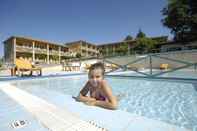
[160, 41, 197, 52]
[160, 44, 183, 52]
[66, 42, 81, 56]
[65, 41, 99, 58]
[4, 38, 15, 64]
[81, 42, 99, 57]
[97, 40, 135, 56]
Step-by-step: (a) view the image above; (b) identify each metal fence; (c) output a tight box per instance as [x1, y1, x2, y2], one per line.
[103, 50, 197, 81]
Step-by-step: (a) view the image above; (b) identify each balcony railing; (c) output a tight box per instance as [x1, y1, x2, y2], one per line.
[15, 45, 73, 57]
[16, 46, 32, 52]
[49, 50, 59, 55]
[81, 47, 99, 53]
[61, 52, 71, 57]
[34, 48, 47, 54]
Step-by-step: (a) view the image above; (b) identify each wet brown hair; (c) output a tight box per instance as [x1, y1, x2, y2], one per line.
[88, 62, 105, 76]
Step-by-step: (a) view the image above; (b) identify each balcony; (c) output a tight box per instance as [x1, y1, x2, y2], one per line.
[81, 47, 98, 53]
[49, 50, 59, 55]
[60, 52, 71, 56]
[16, 45, 32, 53]
[34, 48, 47, 54]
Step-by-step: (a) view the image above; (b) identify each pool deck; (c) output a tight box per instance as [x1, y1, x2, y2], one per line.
[1, 83, 106, 131]
[0, 69, 86, 81]
[0, 77, 191, 131]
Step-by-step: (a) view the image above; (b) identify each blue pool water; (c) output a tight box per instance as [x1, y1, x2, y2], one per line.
[11, 75, 197, 131]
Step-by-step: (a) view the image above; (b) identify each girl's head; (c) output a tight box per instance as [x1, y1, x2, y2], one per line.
[88, 62, 105, 87]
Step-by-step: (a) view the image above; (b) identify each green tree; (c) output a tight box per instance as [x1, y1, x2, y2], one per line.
[134, 37, 157, 54]
[100, 49, 108, 57]
[189, 0, 197, 40]
[75, 53, 81, 58]
[116, 43, 128, 55]
[136, 29, 146, 39]
[0, 57, 3, 68]
[36, 54, 46, 60]
[124, 35, 133, 41]
[162, 0, 197, 41]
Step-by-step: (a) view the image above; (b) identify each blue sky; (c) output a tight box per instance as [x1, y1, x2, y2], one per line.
[0, 0, 171, 57]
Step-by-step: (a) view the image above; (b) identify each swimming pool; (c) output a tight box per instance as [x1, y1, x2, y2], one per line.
[11, 75, 197, 131]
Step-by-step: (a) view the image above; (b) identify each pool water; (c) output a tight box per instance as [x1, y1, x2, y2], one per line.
[12, 75, 197, 131]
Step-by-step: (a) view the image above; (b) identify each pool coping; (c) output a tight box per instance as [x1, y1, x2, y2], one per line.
[0, 72, 87, 82]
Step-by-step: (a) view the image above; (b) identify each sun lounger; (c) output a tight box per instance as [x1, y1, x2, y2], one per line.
[160, 64, 169, 70]
[15, 59, 42, 76]
[84, 64, 91, 71]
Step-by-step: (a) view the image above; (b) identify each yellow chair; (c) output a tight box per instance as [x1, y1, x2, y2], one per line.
[160, 64, 169, 70]
[85, 64, 91, 71]
[111, 64, 118, 70]
[15, 59, 42, 76]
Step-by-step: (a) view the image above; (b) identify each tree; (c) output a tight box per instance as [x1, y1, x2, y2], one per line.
[136, 29, 146, 39]
[162, 0, 197, 41]
[0, 57, 3, 68]
[124, 35, 133, 41]
[134, 37, 157, 54]
[99, 49, 106, 56]
[189, 0, 197, 40]
[75, 53, 81, 58]
[36, 54, 46, 60]
[116, 43, 128, 55]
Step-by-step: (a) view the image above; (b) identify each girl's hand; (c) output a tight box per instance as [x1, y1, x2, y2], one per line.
[85, 100, 97, 106]
[88, 97, 96, 101]
[72, 96, 79, 101]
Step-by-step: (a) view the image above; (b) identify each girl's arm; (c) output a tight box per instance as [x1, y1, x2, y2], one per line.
[77, 82, 96, 102]
[95, 81, 118, 110]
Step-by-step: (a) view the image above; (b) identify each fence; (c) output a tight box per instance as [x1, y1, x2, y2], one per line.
[103, 50, 197, 81]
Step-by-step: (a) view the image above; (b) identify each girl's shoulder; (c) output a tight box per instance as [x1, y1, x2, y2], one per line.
[100, 80, 109, 89]
[101, 79, 108, 85]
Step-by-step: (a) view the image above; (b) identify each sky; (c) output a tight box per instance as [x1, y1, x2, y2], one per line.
[0, 0, 171, 57]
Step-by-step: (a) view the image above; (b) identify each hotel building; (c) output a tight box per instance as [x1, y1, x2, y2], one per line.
[4, 36, 72, 64]
[97, 36, 168, 56]
[4, 35, 178, 65]
[65, 40, 99, 58]
[97, 40, 136, 56]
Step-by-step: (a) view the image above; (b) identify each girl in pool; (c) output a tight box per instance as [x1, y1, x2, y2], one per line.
[75, 62, 118, 110]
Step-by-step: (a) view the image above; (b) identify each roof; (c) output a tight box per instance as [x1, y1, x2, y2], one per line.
[97, 36, 169, 46]
[3, 35, 169, 48]
[3, 36, 68, 48]
[64, 40, 83, 45]
[97, 39, 136, 47]
[64, 40, 97, 47]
